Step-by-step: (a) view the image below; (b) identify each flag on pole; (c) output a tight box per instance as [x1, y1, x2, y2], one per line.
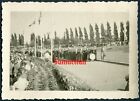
[28, 19, 37, 57]
[29, 20, 36, 27]
[28, 12, 42, 57]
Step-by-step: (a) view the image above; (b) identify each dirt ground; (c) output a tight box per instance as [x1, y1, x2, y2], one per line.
[58, 61, 128, 91]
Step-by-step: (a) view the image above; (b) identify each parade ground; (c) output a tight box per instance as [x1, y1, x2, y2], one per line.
[96, 45, 129, 64]
[58, 61, 128, 91]
[9, 45, 129, 91]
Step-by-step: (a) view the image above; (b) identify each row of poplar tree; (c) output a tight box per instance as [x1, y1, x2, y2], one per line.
[54, 21, 129, 46]
[10, 21, 129, 47]
[10, 34, 24, 46]
[10, 31, 51, 47]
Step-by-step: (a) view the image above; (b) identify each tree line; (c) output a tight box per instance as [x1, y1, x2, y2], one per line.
[54, 21, 129, 47]
[10, 33, 24, 46]
[10, 32, 51, 48]
[11, 21, 129, 47]
[30, 33, 51, 48]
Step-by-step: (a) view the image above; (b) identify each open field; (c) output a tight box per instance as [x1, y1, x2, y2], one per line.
[97, 45, 129, 64]
[58, 61, 128, 91]
[10, 45, 129, 91]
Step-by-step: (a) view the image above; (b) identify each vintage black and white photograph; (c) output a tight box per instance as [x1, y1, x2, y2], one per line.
[2, 2, 138, 99]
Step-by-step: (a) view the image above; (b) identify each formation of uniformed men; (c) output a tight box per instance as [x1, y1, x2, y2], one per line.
[20, 46, 98, 62]
[52, 48, 97, 62]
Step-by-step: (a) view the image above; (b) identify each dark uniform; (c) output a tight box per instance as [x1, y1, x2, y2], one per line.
[82, 50, 88, 61]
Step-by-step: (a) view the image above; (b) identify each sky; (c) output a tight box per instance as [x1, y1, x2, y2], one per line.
[11, 11, 129, 43]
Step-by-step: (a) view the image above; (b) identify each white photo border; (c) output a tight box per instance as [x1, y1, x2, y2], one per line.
[2, 2, 139, 99]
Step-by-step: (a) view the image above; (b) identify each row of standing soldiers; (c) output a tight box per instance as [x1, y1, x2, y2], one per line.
[53, 48, 97, 62]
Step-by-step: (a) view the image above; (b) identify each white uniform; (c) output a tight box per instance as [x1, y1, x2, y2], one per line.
[12, 77, 29, 90]
[44, 52, 51, 60]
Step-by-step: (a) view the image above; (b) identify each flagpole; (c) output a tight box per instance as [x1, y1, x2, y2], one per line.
[28, 17, 37, 57]
[41, 35, 43, 58]
[51, 38, 53, 62]
[39, 11, 43, 59]
[23, 30, 25, 54]
[35, 34, 36, 57]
